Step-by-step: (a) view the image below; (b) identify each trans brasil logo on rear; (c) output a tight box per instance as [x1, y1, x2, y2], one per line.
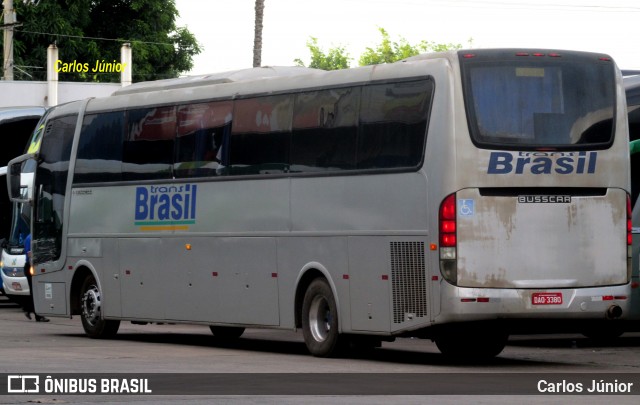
[134, 184, 197, 231]
[487, 151, 598, 174]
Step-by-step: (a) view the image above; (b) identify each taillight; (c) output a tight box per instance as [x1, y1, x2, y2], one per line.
[440, 194, 456, 245]
[439, 194, 457, 284]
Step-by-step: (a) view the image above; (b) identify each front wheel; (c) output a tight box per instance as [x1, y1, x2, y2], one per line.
[80, 274, 120, 338]
[302, 278, 343, 357]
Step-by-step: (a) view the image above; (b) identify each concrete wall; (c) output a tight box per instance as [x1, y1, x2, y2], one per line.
[0, 81, 119, 107]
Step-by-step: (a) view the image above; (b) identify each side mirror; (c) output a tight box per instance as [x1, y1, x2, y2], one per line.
[8, 162, 22, 200]
[6, 154, 36, 204]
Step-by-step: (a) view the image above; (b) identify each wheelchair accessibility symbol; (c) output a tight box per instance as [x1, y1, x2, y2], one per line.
[458, 199, 475, 217]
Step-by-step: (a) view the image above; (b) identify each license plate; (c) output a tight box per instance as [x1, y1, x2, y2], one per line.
[532, 292, 563, 305]
[11, 282, 22, 291]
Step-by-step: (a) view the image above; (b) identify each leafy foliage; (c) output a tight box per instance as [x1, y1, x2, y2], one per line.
[294, 37, 351, 71]
[296, 28, 464, 71]
[6, 0, 201, 82]
[359, 28, 462, 66]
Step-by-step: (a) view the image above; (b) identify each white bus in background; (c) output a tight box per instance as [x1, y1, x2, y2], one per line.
[7, 49, 632, 359]
[0, 168, 35, 303]
[0, 107, 45, 300]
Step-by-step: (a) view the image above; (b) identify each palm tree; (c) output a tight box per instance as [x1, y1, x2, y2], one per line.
[253, 0, 265, 68]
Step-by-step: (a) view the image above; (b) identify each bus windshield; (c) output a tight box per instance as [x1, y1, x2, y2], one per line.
[460, 50, 616, 150]
[7, 202, 28, 251]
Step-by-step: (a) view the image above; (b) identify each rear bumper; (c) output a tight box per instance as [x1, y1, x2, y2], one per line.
[436, 283, 632, 323]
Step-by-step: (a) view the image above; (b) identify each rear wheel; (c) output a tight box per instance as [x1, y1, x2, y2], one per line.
[582, 326, 625, 341]
[302, 278, 343, 357]
[434, 324, 507, 360]
[80, 274, 120, 338]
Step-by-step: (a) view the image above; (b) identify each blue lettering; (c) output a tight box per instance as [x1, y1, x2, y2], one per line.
[184, 184, 190, 219]
[515, 157, 530, 174]
[487, 151, 598, 175]
[157, 194, 171, 220]
[149, 194, 159, 220]
[530, 157, 551, 174]
[171, 194, 183, 220]
[134, 184, 198, 225]
[576, 151, 586, 173]
[135, 187, 148, 220]
[554, 157, 574, 174]
[190, 185, 197, 219]
[487, 152, 512, 174]
[587, 151, 597, 173]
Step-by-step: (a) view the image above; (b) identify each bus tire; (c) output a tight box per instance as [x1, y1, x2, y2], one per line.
[302, 278, 343, 357]
[582, 327, 625, 341]
[434, 326, 507, 360]
[80, 274, 120, 338]
[209, 326, 245, 339]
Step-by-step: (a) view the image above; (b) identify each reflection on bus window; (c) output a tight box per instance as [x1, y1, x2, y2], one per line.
[175, 101, 233, 178]
[123, 107, 176, 181]
[230, 95, 293, 175]
[291, 87, 359, 171]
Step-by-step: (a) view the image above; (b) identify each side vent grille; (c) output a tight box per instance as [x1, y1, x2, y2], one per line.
[390, 241, 427, 324]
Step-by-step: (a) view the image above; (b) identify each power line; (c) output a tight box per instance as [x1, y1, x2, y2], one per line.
[15, 29, 175, 47]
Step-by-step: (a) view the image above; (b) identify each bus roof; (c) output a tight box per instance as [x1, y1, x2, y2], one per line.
[625, 75, 640, 108]
[625, 75, 640, 92]
[0, 106, 46, 124]
[87, 58, 449, 114]
[112, 66, 323, 96]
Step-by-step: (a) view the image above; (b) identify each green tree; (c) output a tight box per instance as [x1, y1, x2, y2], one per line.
[7, 0, 201, 82]
[359, 27, 462, 66]
[295, 28, 464, 71]
[294, 37, 351, 71]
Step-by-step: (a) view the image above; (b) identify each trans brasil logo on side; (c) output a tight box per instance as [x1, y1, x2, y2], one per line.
[134, 184, 197, 231]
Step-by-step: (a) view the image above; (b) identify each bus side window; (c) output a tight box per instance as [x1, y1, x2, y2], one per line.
[357, 79, 432, 169]
[75, 112, 125, 184]
[123, 107, 176, 181]
[291, 87, 359, 172]
[175, 101, 233, 178]
[230, 95, 292, 175]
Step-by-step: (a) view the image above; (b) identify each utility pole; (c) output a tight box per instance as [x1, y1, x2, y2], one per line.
[2, 0, 15, 80]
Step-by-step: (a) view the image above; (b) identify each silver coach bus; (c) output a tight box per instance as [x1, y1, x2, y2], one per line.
[7, 49, 632, 359]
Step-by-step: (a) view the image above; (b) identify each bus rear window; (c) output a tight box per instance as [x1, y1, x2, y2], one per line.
[460, 51, 616, 150]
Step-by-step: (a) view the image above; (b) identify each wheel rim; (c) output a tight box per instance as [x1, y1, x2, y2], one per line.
[308, 295, 331, 342]
[82, 284, 101, 327]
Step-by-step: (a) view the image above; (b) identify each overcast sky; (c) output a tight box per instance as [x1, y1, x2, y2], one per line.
[174, 0, 640, 75]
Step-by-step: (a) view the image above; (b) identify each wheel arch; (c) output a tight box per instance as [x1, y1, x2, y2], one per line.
[70, 262, 99, 316]
[294, 262, 340, 330]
